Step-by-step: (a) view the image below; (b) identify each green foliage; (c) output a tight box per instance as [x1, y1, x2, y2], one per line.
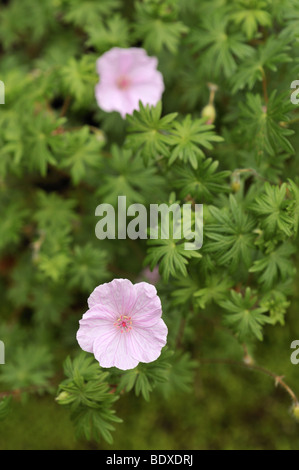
[126, 101, 177, 163]
[57, 354, 122, 444]
[1, 0, 299, 450]
[0, 346, 53, 390]
[0, 397, 12, 422]
[220, 287, 271, 341]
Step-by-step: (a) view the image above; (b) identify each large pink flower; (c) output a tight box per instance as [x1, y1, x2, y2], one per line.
[76, 279, 168, 370]
[95, 47, 164, 118]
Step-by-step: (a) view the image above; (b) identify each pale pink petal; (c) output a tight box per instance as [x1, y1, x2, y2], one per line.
[128, 78, 164, 109]
[94, 47, 164, 118]
[95, 83, 133, 118]
[129, 282, 162, 328]
[76, 306, 116, 353]
[93, 332, 139, 370]
[77, 278, 168, 370]
[88, 278, 136, 316]
[126, 318, 168, 363]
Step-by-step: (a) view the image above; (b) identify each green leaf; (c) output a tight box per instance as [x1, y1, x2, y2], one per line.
[190, 9, 254, 78]
[220, 287, 271, 341]
[126, 101, 177, 163]
[230, 1, 272, 39]
[249, 242, 296, 289]
[168, 116, 223, 169]
[174, 158, 230, 201]
[205, 195, 256, 270]
[250, 182, 294, 237]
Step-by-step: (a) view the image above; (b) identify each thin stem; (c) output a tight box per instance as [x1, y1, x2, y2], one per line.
[232, 168, 276, 185]
[200, 358, 299, 406]
[261, 67, 269, 104]
[59, 95, 71, 118]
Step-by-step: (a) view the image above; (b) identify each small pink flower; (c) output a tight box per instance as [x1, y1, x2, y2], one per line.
[76, 278, 168, 370]
[95, 47, 165, 118]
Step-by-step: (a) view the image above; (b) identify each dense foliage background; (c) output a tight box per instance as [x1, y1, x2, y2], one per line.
[1, 0, 299, 450]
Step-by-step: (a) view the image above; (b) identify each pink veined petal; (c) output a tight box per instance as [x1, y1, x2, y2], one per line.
[76, 307, 117, 353]
[93, 331, 139, 370]
[126, 318, 168, 364]
[95, 47, 165, 118]
[130, 282, 163, 328]
[95, 83, 134, 118]
[88, 278, 137, 316]
[128, 77, 164, 110]
[128, 58, 160, 84]
[97, 47, 149, 79]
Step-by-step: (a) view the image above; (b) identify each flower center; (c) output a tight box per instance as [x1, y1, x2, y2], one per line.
[114, 315, 132, 333]
[116, 76, 131, 90]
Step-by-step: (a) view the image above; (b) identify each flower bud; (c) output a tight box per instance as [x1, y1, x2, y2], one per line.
[55, 391, 70, 404]
[231, 172, 241, 193]
[292, 404, 299, 421]
[201, 104, 216, 124]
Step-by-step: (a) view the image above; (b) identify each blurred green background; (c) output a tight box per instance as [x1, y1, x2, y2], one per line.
[1, 0, 299, 450]
[1, 266, 299, 450]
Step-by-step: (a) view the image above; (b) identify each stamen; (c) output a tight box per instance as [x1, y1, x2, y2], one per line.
[116, 76, 131, 90]
[114, 314, 133, 333]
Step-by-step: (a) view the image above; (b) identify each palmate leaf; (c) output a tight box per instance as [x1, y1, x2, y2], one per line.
[231, 37, 292, 93]
[230, 0, 272, 39]
[0, 345, 53, 389]
[173, 158, 230, 202]
[194, 273, 234, 309]
[280, 2, 299, 39]
[260, 290, 290, 326]
[63, 0, 121, 27]
[158, 351, 198, 397]
[71, 407, 122, 445]
[68, 243, 109, 292]
[33, 191, 77, 234]
[24, 112, 66, 176]
[249, 242, 296, 289]
[116, 348, 173, 401]
[85, 14, 130, 53]
[145, 210, 202, 281]
[220, 287, 271, 341]
[190, 8, 254, 78]
[145, 237, 201, 282]
[250, 182, 294, 237]
[60, 56, 98, 106]
[134, 2, 188, 54]
[57, 126, 104, 184]
[168, 116, 223, 169]
[126, 101, 177, 163]
[97, 144, 164, 205]
[205, 195, 256, 270]
[37, 252, 71, 282]
[238, 92, 294, 158]
[0, 199, 28, 253]
[171, 272, 200, 306]
[0, 0, 57, 49]
[57, 354, 122, 444]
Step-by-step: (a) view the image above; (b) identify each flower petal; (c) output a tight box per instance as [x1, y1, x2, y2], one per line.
[95, 83, 133, 118]
[76, 306, 116, 353]
[88, 278, 137, 316]
[93, 331, 139, 370]
[130, 282, 162, 327]
[127, 318, 168, 364]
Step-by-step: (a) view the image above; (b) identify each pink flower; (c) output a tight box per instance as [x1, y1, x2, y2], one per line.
[95, 47, 165, 118]
[76, 278, 168, 370]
